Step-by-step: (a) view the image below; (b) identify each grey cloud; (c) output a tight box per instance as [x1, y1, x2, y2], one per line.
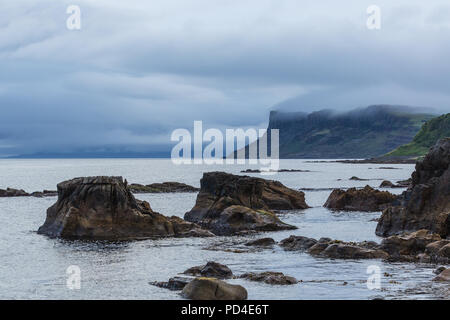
[0, 0, 449, 156]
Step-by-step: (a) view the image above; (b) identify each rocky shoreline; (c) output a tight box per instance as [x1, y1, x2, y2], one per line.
[0, 181, 199, 198]
[6, 138, 449, 299]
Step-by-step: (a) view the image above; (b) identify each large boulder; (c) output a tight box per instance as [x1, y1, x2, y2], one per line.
[181, 278, 248, 300]
[324, 186, 397, 212]
[376, 138, 450, 237]
[37, 176, 213, 240]
[380, 229, 441, 261]
[184, 172, 307, 235]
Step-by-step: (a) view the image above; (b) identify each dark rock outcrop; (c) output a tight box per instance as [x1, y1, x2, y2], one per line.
[0, 188, 58, 198]
[324, 186, 397, 212]
[37, 176, 213, 240]
[129, 182, 199, 193]
[183, 262, 233, 279]
[150, 276, 191, 291]
[184, 172, 307, 235]
[279, 235, 318, 251]
[0, 188, 29, 197]
[181, 278, 248, 300]
[245, 238, 276, 247]
[376, 138, 450, 237]
[380, 230, 441, 258]
[379, 180, 404, 188]
[279, 235, 388, 259]
[238, 272, 297, 285]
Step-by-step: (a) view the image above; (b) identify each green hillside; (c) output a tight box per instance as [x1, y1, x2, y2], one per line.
[385, 113, 450, 158]
[264, 105, 434, 159]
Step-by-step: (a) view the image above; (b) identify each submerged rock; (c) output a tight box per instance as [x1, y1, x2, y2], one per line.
[376, 138, 450, 237]
[184, 172, 307, 235]
[238, 272, 297, 285]
[324, 186, 397, 212]
[183, 261, 233, 279]
[37, 176, 213, 240]
[181, 278, 248, 300]
[129, 182, 199, 193]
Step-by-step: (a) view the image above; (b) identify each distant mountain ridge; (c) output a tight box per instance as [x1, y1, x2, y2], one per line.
[384, 113, 450, 159]
[263, 105, 434, 159]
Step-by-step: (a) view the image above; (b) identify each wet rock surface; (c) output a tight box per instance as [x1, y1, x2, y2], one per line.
[245, 238, 276, 247]
[279, 235, 318, 251]
[150, 276, 192, 291]
[237, 272, 298, 285]
[37, 176, 213, 240]
[433, 268, 450, 282]
[181, 278, 248, 300]
[184, 172, 307, 235]
[129, 182, 199, 193]
[183, 261, 233, 279]
[379, 180, 405, 188]
[376, 138, 450, 237]
[324, 185, 397, 212]
[279, 235, 388, 259]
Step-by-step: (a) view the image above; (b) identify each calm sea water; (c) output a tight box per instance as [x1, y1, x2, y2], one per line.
[0, 159, 448, 300]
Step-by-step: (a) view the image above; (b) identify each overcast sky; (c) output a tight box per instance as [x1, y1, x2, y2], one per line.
[1, 0, 450, 156]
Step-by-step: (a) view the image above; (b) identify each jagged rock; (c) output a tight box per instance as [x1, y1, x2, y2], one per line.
[0, 188, 29, 197]
[380, 230, 441, 260]
[184, 172, 307, 235]
[183, 262, 233, 279]
[150, 276, 192, 291]
[320, 243, 389, 259]
[324, 186, 397, 211]
[245, 238, 276, 247]
[376, 138, 450, 237]
[279, 235, 317, 251]
[238, 272, 297, 285]
[37, 176, 213, 240]
[129, 182, 199, 193]
[425, 240, 450, 256]
[280, 235, 388, 260]
[181, 278, 247, 300]
[433, 268, 450, 282]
